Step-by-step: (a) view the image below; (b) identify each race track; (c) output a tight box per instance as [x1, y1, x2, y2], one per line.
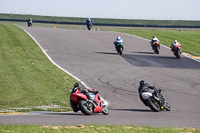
[1, 27, 200, 127]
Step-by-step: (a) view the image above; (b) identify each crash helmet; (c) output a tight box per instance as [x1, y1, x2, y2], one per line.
[173, 40, 178, 44]
[74, 83, 81, 89]
[139, 80, 145, 85]
[117, 36, 121, 40]
[152, 36, 156, 38]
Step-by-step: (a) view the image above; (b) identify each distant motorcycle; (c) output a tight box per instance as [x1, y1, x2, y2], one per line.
[27, 21, 32, 27]
[87, 23, 92, 30]
[172, 45, 182, 59]
[114, 42, 124, 55]
[152, 41, 160, 54]
[138, 81, 171, 112]
[70, 87, 109, 115]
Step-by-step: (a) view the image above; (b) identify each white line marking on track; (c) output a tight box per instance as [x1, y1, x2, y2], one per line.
[21, 28, 90, 89]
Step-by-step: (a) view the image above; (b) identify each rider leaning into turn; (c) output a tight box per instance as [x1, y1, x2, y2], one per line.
[170, 40, 182, 52]
[138, 80, 166, 106]
[113, 36, 124, 51]
[71, 83, 98, 100]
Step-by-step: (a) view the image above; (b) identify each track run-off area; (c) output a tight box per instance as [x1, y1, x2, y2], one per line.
[0, 27, 200, 127]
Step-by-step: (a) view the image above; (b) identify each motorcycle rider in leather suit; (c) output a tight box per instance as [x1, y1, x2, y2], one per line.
[150, 36, 160, 49]
[138, 80, 165, 106]
[86, 18, 93, 30]
[113, 36, 124, 51]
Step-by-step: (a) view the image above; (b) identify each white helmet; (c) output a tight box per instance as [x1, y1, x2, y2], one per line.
[117, 36, 121, 40]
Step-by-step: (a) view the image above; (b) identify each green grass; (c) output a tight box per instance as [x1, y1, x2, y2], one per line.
[0, 125, 199, 133]
[1, 13, 200, 26]
[0, 16, 200, 131]
[0, 20, 200, 112]
[0, 24, 77, 112]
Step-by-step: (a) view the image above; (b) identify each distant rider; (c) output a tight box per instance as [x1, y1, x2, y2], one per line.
[86, 18, 93, 30]
[150, 36, 160, 47]
[113, 36, 124, 51]
[138, 80, 165, 106]
[170, 40, 182, 52]
[27, 18, 32, 27]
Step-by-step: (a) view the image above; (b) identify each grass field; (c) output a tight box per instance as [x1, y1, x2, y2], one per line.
[0, 20, 200, 113]
[0, 24, 77, 112]
[1, 13, 200, 26]
[0, 125, 200, 133]
[0, 17, 200, 132]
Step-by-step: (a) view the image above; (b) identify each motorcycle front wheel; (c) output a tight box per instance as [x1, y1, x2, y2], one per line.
[102, 106, 109, 115]
[165, 102, 171, 111]
[79, 100, 93, 115]
[147, 98, 161, 112]
[117, 46, 123, 55]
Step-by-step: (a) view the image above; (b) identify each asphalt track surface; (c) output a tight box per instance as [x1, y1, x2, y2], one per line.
[1, 27, 200, 127]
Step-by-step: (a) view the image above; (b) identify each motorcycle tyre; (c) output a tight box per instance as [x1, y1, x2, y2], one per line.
[155, 47, 159, 54]
[165, 102, 171, 111]
[176, 52, 180, 59]
[78, 100, 93, 115]
[117, 47, 123, 55]
[147, 98, 161, 112]
[102, 106, 109, 115]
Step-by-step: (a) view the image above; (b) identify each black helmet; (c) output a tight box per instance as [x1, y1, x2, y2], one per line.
[152, 36, 156, 38]
[74, 83, 81, 89]
[139, 80, 145, 85]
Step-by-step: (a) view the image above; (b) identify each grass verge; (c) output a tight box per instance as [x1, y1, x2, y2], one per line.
[1, 13, 200, 26]
[0, 24, 77, 112]
[0, 125, 199, 133]
[0, 21, 200, 112]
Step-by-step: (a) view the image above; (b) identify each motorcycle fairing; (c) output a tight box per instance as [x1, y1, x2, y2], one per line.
[141, 92, 152, 100]
[71, 92, 87, 104]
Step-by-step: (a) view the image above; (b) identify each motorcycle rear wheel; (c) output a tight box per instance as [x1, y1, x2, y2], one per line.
[102, 106, 109, 115]
[147, 98, 161, 112]
[155, 47, 159, 54]
[79, 100, 93, 115]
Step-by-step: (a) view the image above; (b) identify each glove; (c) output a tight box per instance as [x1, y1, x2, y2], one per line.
[94, 89, 99, 94]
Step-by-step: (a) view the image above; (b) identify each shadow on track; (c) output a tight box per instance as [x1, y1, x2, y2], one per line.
[110, 108, 151, 112]
[41, 112, 85, 116]
[121, 54, 200, 69]
[131, 51, 155, 55]
[94, 52, 118, 55]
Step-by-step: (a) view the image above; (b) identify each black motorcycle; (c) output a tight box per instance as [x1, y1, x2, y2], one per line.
[27, 21, 32, 27]
[87, 23, 92, 30]
[114, 42, 124, 55]
[138, 81, 171, 112]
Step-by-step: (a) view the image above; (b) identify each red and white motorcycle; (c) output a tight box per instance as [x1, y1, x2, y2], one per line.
[171, 41, 182, 59]
[70, 84, 109, 115]
[152, 41, 160, 54]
